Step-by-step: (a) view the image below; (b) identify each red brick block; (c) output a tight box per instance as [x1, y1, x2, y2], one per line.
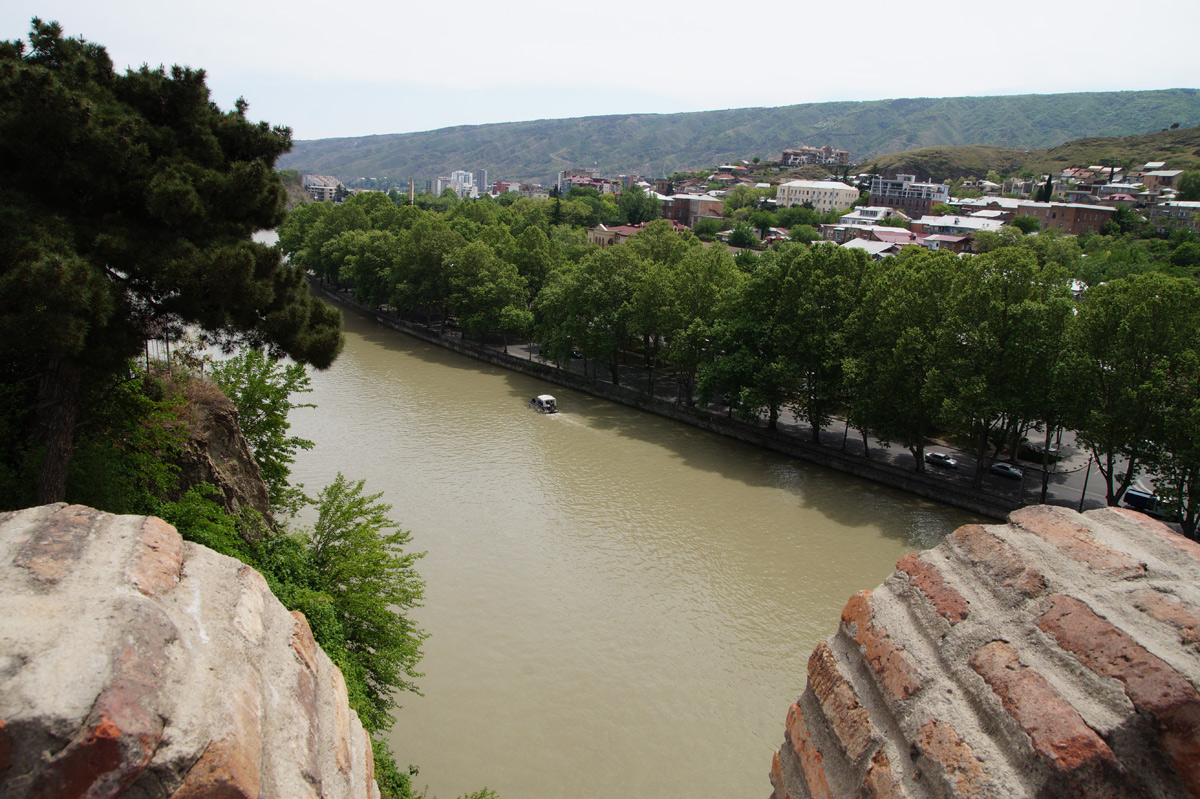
[863, 750, 904, 799]
[786, 702, 832, 799]
[1010, 506, 1145, 578]
[1133, 589, 1200, 649]
[808, 641, 875, 762]
[290, 611, 319, 674]
[15, 505, 101, 585]
[126, 516, 183, 597]
[173, 681, 263, 799]
[969, 640, 1115, 774]
[897, 553, 969, 625]
[916, 717, 990, 797]
[951, 524, 1046, 598]
[1110, 507, 1200, 565]
[1039, 594, 1200, 795]
[0, 720, 9, 774]
[28, 610, 172, 799]
[842, 591, 924, 702]
[770, 749, 786, 799]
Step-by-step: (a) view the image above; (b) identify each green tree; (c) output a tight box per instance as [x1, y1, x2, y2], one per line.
[211, 351, 314, 515]
[1149, 345, 1200, 537]
[1177, 171, 1200, 202]
[843, 250, 958, 470]
[618, 184, 661, 225]
[0, 20, 343, 502]
[1062, 273, 1199, 505]
[303, 474, 426, 733]
[445, 241, 529, 349]
[1010, 215, 1041, 234]
[727, 223, 758, 248]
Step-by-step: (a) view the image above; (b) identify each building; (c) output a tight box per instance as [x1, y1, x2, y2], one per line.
[910, 215, 1004, 237]
[587, 220, 691, 248]
[1149, 200, 1200, 234]
[780, 144, 850, 167]
[820, 223, 921, 247]
[659, 194, 724, 228]
[474, 169, 488, 195]
[1142, 170, 1185, 192]
[302, 174, 343, 202]
[869, 174, 950, 217]
[836, 206, 907, 226]
[1015, 202, 1116, 235]
[776, 180, 859, 213]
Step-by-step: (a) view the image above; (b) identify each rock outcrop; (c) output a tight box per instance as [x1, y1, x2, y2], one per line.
[0, 503, 380, 799]
[771, 505, 1200, 799]
[171, 380, 273, 523]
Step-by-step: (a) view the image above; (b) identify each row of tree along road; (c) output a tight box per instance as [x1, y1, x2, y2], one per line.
[279, 192, 1200, 539]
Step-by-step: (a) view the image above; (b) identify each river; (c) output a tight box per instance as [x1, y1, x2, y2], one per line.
[287, 306, 979, 799]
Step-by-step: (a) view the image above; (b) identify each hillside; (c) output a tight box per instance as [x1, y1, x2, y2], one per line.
[870, 125, 1200, 181]
[277, 89, 1200, 184]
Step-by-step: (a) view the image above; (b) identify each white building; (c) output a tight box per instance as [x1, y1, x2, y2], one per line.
[776, 180, 859, 213]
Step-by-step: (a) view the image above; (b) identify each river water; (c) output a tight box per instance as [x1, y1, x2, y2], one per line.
[287, 307, 979, 799]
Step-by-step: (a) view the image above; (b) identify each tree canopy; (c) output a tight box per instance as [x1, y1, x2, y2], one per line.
[0, 20, 343, 501]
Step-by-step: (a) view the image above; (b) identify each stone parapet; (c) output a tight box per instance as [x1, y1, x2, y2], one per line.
[0, 504, 380, 799]
[771, 505, 1200, 799]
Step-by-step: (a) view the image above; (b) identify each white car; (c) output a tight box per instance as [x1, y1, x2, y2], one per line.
[925, 451, 958, 469]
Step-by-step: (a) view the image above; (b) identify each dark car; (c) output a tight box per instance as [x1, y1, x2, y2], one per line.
[924, 451, 958, 469]
[989, 462, 1023, 480]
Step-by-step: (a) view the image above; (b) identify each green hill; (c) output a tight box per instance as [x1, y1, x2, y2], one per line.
[867, 125, 1200, 181]
[277, 89, 1200, 184]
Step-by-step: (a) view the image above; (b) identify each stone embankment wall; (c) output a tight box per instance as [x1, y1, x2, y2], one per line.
[0, 503, 380, 799]
[310, 283, 1019, 521]
[771, 504, 1200, 799]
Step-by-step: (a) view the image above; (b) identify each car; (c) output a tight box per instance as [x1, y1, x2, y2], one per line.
[924, 451, 958, 469]
[989, 462, 1023, 480]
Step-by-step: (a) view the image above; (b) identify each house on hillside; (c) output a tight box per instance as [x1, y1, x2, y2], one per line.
[1143, 170, 1184, 191]
[781, 144, 851, 167]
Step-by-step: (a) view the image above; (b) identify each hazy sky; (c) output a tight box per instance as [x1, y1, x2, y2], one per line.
[5, 0, 1199, 142]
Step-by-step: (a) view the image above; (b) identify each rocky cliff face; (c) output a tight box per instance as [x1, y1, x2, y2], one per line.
[771, 505, 1200, 799]
[0, 503, 380, 799]
[171, 380, 273, 523]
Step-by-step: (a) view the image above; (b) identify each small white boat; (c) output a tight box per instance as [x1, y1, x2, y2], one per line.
[529, 394, 558, 413]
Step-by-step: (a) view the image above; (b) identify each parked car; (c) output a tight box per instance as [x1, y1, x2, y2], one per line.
[1123, 489, 1157, 513]
[989, 462, 1023, 480]
[925, 451, 958, 469]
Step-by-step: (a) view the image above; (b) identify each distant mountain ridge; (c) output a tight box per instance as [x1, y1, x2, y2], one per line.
[277, 89, 1200, 185]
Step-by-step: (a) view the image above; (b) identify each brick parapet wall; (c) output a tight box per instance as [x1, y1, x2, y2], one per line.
[771, 505, 1200, 799]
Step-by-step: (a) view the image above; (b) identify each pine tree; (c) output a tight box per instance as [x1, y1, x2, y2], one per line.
[0, 20, 343, 502]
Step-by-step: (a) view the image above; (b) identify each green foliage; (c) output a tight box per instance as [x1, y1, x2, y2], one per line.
[304, 474, 427, 731]
[1178, 171, 1200, 201]
[618, 185, 661, 224]
[692, 217, 723, 240]
[1010, 215, 1041, 234]
[64, 372, 188, 515]
[727, 223, 758, 248]
[0, 20, 343, 502]
[211, 350, 315, 516]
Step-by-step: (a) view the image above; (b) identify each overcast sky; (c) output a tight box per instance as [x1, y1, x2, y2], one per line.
[5, 0, 1199, 142]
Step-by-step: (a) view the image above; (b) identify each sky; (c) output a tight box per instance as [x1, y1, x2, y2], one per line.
[5, 0, 1200, 142]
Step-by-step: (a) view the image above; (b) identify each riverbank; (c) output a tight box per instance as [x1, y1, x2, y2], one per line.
[310, 280, 1025, 520]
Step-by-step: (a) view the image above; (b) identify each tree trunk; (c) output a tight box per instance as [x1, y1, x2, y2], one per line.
[36, 358, 83, 504]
